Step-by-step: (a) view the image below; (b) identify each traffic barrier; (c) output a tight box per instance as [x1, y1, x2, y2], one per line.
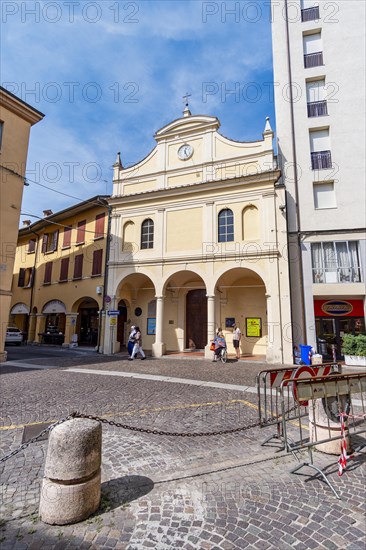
[279, 371, 366, 499]
[256, 363, 340, 448]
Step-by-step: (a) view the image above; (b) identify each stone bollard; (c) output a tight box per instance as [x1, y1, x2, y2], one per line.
[309, 397, 350, 455]
[39, 418, 101, 525]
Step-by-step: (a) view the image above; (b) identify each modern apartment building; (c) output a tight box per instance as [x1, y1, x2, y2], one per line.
[10, 196, 109, 349]
[0, 86, 44, 361]
[271, 0, 366, 359]
[104, 109, 293, 363]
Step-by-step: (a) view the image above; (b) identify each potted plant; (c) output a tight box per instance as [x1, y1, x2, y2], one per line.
[341, 334, 366, 367]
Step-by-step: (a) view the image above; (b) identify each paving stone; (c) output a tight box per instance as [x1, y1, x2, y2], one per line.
[1, 354, 365, 549]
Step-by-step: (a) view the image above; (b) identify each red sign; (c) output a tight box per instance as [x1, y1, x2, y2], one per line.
[314, 299, 364, 317]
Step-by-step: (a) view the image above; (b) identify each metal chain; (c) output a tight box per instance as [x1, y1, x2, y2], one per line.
[0, 415, 73, 464]
[70, 411, 264, 437]
[1, 405, 296, 464]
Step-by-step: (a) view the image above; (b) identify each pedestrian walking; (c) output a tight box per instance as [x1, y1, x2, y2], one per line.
[232, 324, 241, 360]
[129, 326, 146, 360]
[127, 325, 136, 358]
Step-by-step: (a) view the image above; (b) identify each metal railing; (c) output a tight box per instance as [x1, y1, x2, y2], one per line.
[256, 363, 340, 447]
[307, 100, 328, 117]
[304, 51, 323, 68]
[311, 150, 332, 170]
[279, 372, 366, 499]
[312, 266, 362, 284]
[301, 6, 320, 22]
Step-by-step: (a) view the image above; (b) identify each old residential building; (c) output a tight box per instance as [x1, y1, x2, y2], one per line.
[10, 196, 109, 348]
[104, 109, 293, 363]
[0, 86, 44, 361]
[271, 0, 366, 359]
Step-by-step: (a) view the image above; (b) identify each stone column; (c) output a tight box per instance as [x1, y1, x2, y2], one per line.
[39, 418, 101, 525]
[152, 296, 165, 357]
[103, 295, 119, 354]
[28, 313, 37, 343]
[33, 314, 46, 344]
[63, 313, 78, 347]
[309, 397, 351, 455]
[205, 295, 216, 359]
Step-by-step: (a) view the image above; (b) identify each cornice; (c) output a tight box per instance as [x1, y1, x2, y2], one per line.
[109, 169, 281, 207]
[0, 87, 44, 125]
[108, 248, 280, 269]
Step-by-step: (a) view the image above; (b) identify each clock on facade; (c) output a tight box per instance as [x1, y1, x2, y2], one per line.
[177, 144, 193, 160]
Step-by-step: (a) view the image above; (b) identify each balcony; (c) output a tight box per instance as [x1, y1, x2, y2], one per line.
[313, 267, 362, 284]
[307, 100, 328, 117]
[304, 51, 323, 68]
[311, 150, 332, 170]
[301, 6, 320, 22]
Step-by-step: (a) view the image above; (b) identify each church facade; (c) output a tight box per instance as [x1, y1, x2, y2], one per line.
[104, 110, 293, 363]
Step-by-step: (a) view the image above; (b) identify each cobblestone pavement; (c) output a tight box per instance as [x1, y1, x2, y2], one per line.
[0, 351, 365, 549]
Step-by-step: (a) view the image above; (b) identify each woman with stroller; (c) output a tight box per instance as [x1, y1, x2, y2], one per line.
[212, 328, 226, 362]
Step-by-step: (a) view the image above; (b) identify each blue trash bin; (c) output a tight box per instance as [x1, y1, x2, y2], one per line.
[300, 345, 312, 366]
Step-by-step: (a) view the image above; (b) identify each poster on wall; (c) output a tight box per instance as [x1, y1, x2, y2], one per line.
[225, 317, 235, 328]
[147, 318, 156, 335]
[246, 317, 261, 337]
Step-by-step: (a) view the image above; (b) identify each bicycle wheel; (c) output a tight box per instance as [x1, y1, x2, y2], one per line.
[221, 349, 227, 363]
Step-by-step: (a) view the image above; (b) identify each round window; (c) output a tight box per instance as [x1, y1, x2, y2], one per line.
[135, 307, 142, 317]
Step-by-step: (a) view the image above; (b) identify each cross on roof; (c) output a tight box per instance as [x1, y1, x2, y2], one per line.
[183, 92, 191, 107]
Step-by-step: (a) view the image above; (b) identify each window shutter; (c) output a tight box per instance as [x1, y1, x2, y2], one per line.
[94, 213, 105, 239]
[28, 239, 36, 253]
[52, 230, 59, 252]
[73, 254, 83, 279]
[92, 249, 103, 276]
[42, 234, 49, 253]
[77, 220, 86, 244]
[59, 257, 69, 282]
[18, 268, 26, 287]
[63, 226, 72, 248]
[44, 262, 53, 284]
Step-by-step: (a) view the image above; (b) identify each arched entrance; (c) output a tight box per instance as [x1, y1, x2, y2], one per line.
[186, 290, 207, 349]
[77, 298, 99, 345]
[216, 267, 267, 358]
[10, 302, 29, 340]
[42, 300, 66, 345]
[117, 299, 128, 347]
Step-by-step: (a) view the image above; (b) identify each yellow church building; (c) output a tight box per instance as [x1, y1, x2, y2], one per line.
[104, 108, 293, 363]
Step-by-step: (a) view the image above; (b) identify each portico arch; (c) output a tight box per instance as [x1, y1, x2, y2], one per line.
[106, 272, 156, 354]
[215, 267, 267, 359]
[163, 270, 207, 352]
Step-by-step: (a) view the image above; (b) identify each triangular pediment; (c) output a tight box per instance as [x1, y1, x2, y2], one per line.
[154, 115, 220, 142]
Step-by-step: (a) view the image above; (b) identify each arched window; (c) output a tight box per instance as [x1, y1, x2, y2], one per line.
[218, 209, 234, 242]
[122, 221, 135, 252]
[141, 219, 154, 249]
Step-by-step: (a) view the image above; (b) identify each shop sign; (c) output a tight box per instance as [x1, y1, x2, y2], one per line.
[321, 300, 353, 316]
[314, 299, 364, 317]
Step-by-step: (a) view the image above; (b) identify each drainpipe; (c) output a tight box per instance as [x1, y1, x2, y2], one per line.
[28, 228, 40, 343]
[97, 201, 112, 353]
[284, 0, 307, 344]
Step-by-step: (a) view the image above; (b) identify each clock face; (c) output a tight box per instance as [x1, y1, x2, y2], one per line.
[178, 144, 193, 160]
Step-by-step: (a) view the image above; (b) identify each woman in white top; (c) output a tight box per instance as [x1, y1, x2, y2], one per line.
[233, 324, 241, 360]
[129, 326, 146, 360]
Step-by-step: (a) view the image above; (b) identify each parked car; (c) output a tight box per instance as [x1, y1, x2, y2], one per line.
[5, 327, 23, 345]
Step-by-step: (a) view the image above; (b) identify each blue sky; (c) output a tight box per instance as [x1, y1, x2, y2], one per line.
[2, 0, 275, 220]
